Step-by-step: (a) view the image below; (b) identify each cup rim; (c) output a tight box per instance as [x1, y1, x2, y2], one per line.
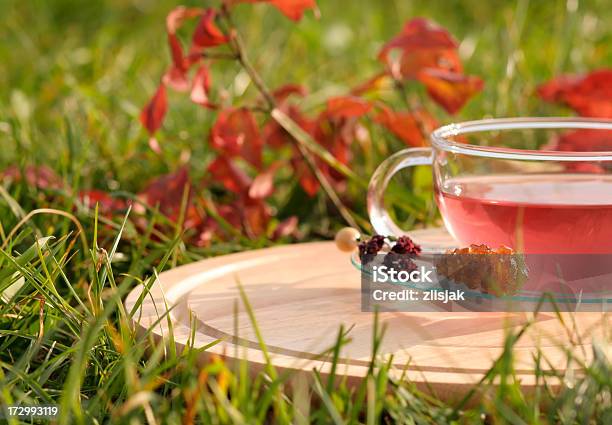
[430, 117, 612, 161]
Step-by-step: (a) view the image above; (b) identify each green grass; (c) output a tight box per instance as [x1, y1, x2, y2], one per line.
[0, 0, 611, 423]
[0, 222, 610, 423]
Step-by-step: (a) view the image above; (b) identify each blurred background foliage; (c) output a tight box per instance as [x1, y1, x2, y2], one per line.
[0, 0, 610, 240]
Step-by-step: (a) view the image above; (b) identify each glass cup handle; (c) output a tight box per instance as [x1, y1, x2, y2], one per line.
[367, 147, 433, 236]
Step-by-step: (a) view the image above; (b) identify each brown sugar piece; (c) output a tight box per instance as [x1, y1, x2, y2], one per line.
[433, 244, 528, 296]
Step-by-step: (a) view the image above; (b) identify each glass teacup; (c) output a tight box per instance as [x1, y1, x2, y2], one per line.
[367, 118, 612, 255]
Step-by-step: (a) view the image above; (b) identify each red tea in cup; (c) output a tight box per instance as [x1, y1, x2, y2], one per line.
[436, 174, 612, 254]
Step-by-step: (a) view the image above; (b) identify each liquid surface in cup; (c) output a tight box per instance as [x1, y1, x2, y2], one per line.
[436, 174, 612, 253]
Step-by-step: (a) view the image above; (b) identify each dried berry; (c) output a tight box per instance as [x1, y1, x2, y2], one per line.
[358, 234, 386, 265]
[370, 235, 386, 250]
[383, 252, 417, 272]
[433, 244, 528, 296]
[391, 236, 422, 257]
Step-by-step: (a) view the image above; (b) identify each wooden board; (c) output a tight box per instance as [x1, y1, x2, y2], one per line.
[125, 228, 609, 402]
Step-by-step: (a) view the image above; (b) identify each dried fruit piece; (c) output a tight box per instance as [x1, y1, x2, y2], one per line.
[383, 252, 417, 272]
[358, 235, 386, 265]
[358, 234, 422, 270]
[391, 236, 422, 256]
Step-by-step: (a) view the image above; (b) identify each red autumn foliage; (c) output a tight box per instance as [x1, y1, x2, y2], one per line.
[190, 64, 214, 108]
[311, 102, 367, 184]
[164, 6, 203, 91]
[537, 69, 612, 118]
[248, 162, 280, 199]
[272, 215, 299, 239]
[540, 130, 611, 174]
[262, 84, 310, 148]
[205, 158, 279, 238]
[378, 18, 459, 80]
[417, 68, 484, 114]
[138, 167, 195, 222]
[375, 107, 438, 147]
[544, 129, 611, 152]
[376, 18, 483, 114]
[207, 156, 252, 195]
[135, 7, 493, 242]
[398, 49, 462, 80]
[564, 162, 606, 174]
[230, 0, 317, 21]
[272, 83, 308, 102]
[241, 197, 271, 236]
[210, 108, 264, 169]
[78, 190, 128, 215]
[326, 96, 372, 119]
[163, 67, 191, 93]
[191, 8, 229, 53]
[291, 155, 319, 196]
[379, 18, 457, 58]
[263, 83, 312, 149]
[140, 84, 168, 135]
[350, 72, 390, 96]
[207, 156, 278, 201]
[2, 165, 64, 190]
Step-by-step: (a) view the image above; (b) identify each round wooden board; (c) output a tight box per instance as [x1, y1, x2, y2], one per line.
[126, 228, 609, 402]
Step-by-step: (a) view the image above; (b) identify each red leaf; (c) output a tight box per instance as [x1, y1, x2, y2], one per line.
[417, 68, 484, 114]
[163, 66, 191, 92]
[291, 156, 319, 196]
[326, 96, 372, 119]
[2, 165, 63, 190]
[164, 7, 204, 91]
[537, 75, 580, 102]
[313, 100, 368, 182]
[241, 198, 271, 237]
[231, 0, 316, 21]
[537, 69, 612, 118]
[207, 156, 252, 195]
[139, 167, 193, 222]
[272, 216, 298, 239]
[167, 6, 203, 35]
[379, 18, 457, 55]
[272, 83, 308, 103]
[564, 162, 606, 174]
[78, 190, 127, 215]
[541, 129, 610, 175]
[548, 130, 611, 152]
[216, 203, 243, 231]
[190, 9, 229, 53]
[375, 107, 437, 147]
[248, 163, 280, 199]
[398, 48, 462, 79]
[378, 18, 459, 80]
[190, 65, 214, 108]
[140, 84, 168, 134]
[269, 0, 317, 21]
[210, 108, 264, 168]
[350, 72, 391, 96]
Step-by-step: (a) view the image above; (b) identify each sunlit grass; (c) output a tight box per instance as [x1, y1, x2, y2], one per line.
[0, 216, 609, 423]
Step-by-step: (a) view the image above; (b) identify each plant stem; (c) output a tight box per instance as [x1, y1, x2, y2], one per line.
[201, 52, 239, 60]
[220, 5, 361, 230]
